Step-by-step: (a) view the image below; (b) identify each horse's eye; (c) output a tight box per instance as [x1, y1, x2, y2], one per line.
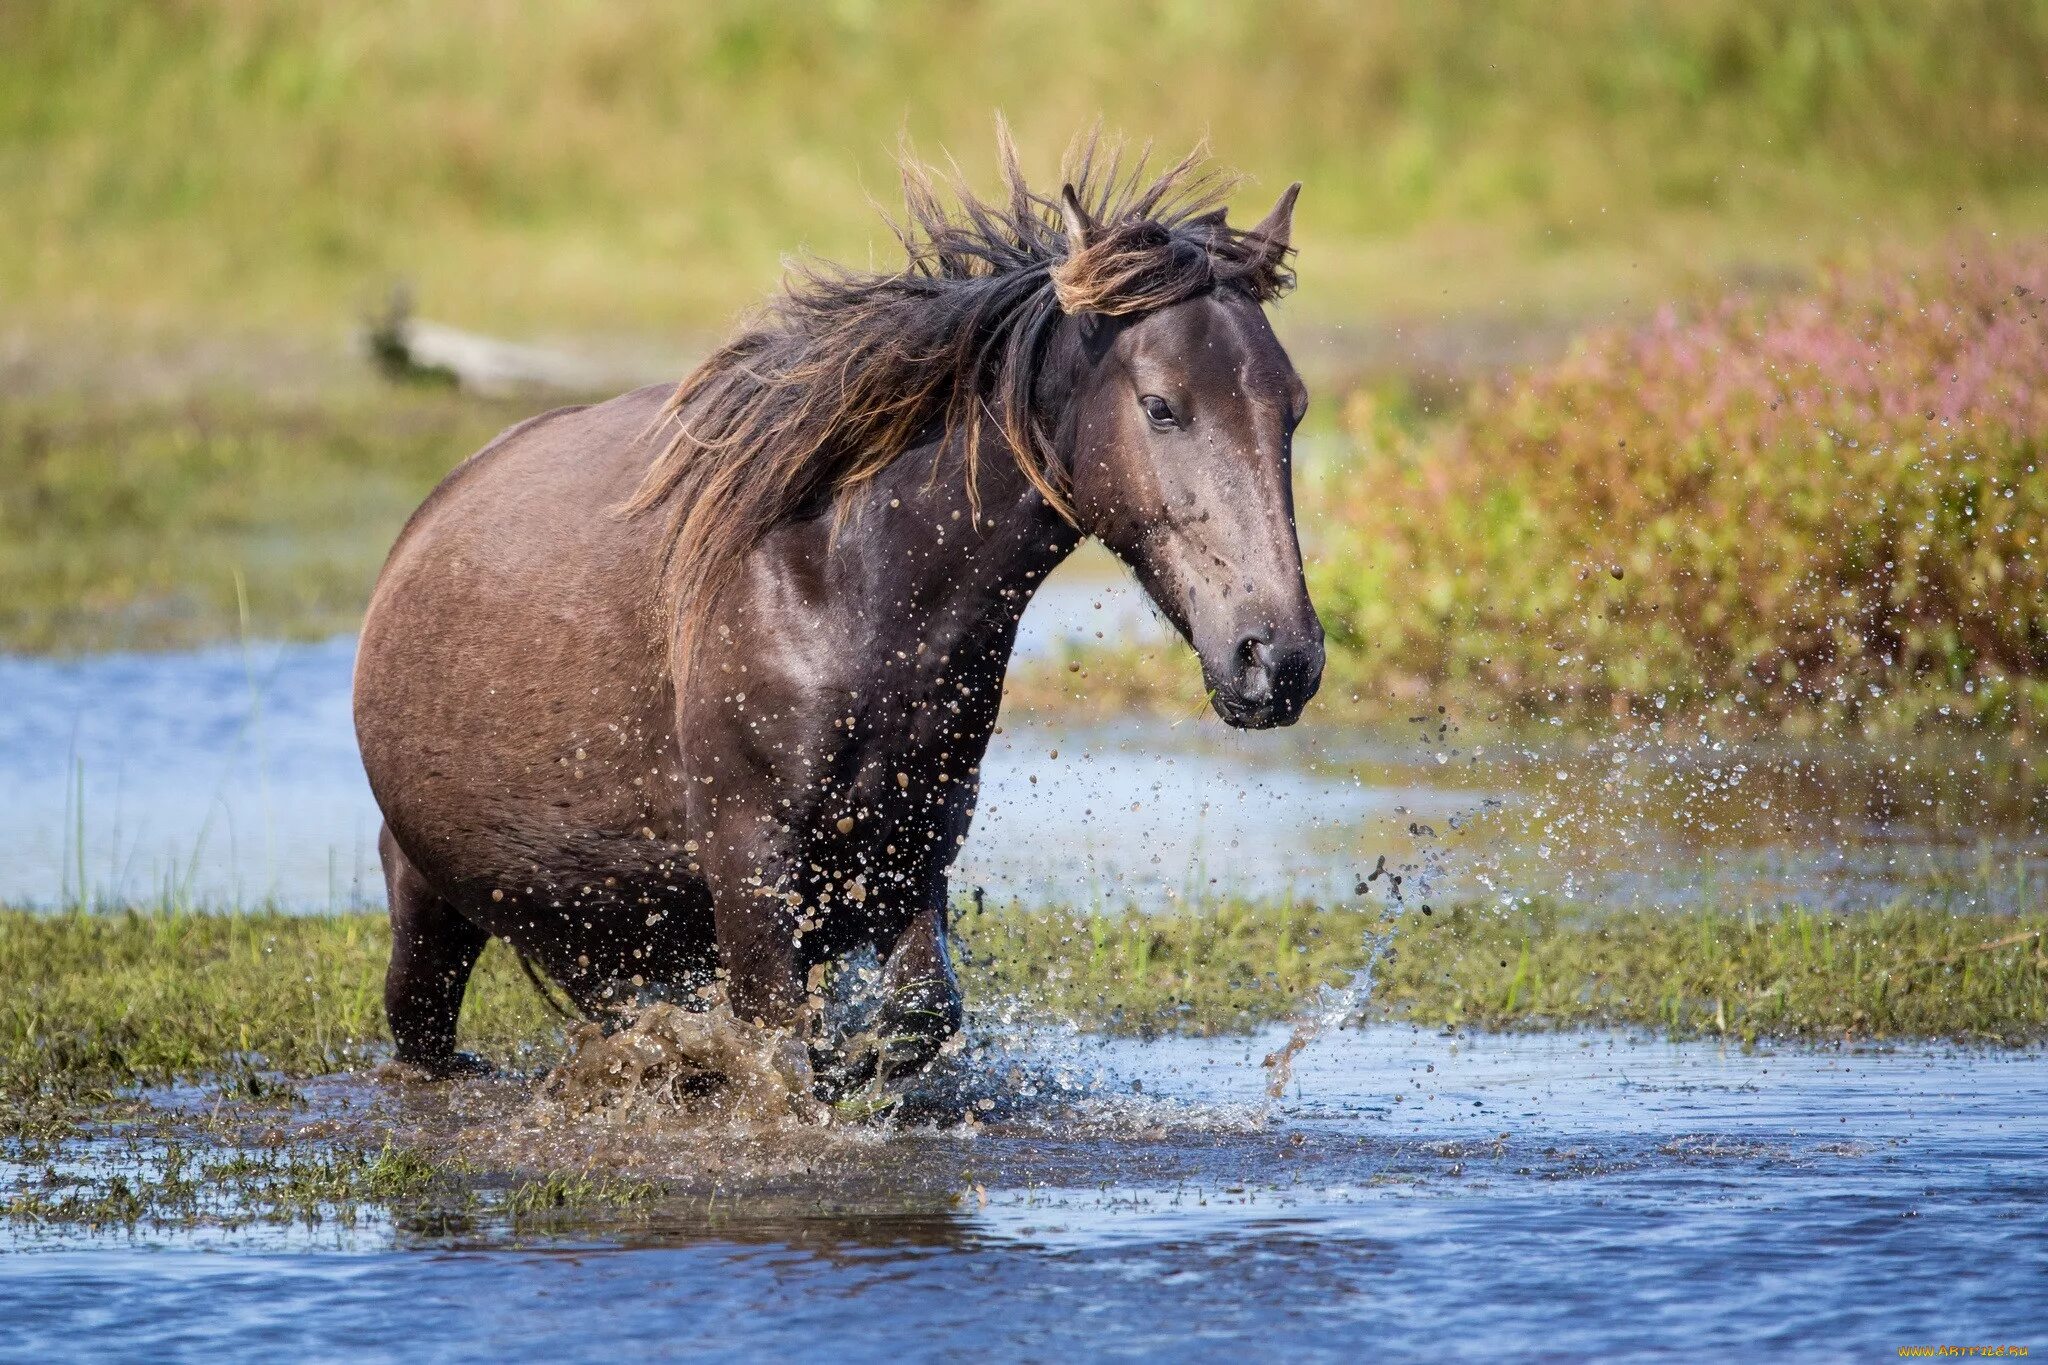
[1140, 395, 1178, 428]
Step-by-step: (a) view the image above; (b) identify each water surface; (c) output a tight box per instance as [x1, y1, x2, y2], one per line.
[5, 566, 2044, 1357]
[4, 1027, 2042, 1358]
[2, 570, 2040, 913]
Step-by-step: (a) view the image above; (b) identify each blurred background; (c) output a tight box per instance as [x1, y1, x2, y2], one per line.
[0, 0, 2043, 1007]
[10, 1, 2048, 334]
[3, 0, 2045, 726]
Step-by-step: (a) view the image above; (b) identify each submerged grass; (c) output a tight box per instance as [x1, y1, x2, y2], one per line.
[3, 1136, 447, 1232]
[3, 899, 2043, 1112]
[4, 1122, 668, 1235]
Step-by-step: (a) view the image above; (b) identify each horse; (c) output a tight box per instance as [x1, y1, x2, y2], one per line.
[352, 134, 1323, 1090]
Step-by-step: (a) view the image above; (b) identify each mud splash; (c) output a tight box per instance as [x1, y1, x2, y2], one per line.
[412, 993, 1272, 1187]
[534, 997, 826, 1130]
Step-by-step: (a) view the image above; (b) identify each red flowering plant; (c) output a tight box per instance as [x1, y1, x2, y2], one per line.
[1312, 241, 2048, 731]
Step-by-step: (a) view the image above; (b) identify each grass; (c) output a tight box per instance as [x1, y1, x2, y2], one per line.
[0, 908, 558, 1099]
[0, 911, 652, 1233]
[3, 899, 2042, 1110]
[958, 899, 2048, 1046]
[0, 387, 533, 651]
[3, 897, 2040, 1232]
[5, 1, 2047, 337]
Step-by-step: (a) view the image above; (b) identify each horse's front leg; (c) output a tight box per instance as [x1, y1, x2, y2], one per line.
[872, 900, 965, 1083]
[804, 900, 964, 1099]
[702, 831, 810, 1031]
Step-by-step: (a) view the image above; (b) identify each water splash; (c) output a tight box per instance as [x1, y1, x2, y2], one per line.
[1261, 931, 1391, 1098]
[1265, 709, 1508, 1098]
[533, 995, 827, 1129]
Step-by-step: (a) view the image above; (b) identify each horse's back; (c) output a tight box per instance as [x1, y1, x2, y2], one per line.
[371, 382, 670, 589]
[354, 382, 682, 897]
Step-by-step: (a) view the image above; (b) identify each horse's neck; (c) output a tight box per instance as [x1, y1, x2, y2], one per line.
[847, 439, 1078, 677]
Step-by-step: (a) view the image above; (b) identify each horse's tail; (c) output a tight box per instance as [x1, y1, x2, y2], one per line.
[518, 951, 588, 1022]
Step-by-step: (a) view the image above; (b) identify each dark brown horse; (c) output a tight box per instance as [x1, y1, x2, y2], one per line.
[353, 135, 1322, 1088]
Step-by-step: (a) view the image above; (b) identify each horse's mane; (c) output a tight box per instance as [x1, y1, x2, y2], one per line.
[626, 127, 1295, 682]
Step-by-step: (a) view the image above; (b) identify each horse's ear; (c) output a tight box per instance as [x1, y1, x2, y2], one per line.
[1187, 207, 1229, 232]
[1247, 182, 1301, 257]
[1059, 184, 1095, 251]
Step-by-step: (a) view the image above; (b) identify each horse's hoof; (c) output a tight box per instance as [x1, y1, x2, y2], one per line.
[809, 1050, 878, 1103]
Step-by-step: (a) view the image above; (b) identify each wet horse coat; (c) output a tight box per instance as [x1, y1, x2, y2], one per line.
[353, 140, 1323, 1084]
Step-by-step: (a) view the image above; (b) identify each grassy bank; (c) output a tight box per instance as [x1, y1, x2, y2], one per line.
[0, 387, 530, 651]
[961, 900, 2048, 1045]
[6, 1, 2047, 335]
[4, 900, 2042, 1106]
[4, 899, 2039, 1231]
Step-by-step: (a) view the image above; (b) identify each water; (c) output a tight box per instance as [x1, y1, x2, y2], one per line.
[5, 1027, 2044, 1358]
[0, 568, 1405, 910]
[5, 570, 2045, 1357]
[2, 567, 2041, 912]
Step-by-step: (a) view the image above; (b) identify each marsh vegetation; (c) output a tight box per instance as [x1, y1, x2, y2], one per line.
[5, 898, 2042, 1108]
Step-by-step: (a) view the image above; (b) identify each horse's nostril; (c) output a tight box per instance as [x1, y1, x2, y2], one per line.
[1219, 626, 1325, 723]
[1234, 634, 1276, 696]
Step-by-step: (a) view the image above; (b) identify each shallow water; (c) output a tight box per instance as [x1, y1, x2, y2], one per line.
[0, 567, 1396, 909]
[2, 563, 2041, 912]
[5, 1026, 2044, 1358]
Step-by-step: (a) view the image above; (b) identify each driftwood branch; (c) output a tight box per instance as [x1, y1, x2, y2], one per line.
[362, 287, 668, 398]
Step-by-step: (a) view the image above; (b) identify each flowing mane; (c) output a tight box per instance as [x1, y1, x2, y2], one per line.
[625, 128, 1296, 680]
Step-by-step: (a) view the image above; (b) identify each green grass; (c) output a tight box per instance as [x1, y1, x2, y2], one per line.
[5, 0, 2047, 336]
[4, 897, 2039, 1232]
[0, 909, 559, 1099]
[0, 388, 531, 651]
[4, 899, 2042, 1110]
[959, 900, 2048, 1046]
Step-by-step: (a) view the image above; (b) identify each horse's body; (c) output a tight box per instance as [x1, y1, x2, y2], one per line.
[354, 139, 1322, 1085]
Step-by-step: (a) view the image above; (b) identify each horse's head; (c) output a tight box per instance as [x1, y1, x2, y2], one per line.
[1055, 184, 1323, 729]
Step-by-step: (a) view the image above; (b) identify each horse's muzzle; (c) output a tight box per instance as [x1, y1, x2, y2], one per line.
[1213, 625, 1324, 728]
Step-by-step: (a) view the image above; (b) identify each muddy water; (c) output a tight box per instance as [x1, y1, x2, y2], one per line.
[5, 1028, 2045, 1357]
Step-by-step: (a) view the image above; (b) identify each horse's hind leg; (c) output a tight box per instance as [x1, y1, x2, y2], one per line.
[379, 823, 491, 1077]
